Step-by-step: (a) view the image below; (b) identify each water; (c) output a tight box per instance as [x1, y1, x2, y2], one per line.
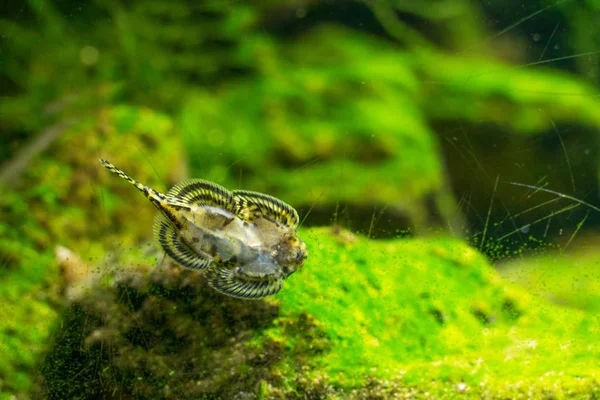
[1, 1, 599, 398]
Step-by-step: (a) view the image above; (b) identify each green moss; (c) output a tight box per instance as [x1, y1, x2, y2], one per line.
[179, 25, 600, 235]
[270, 229, 600, 397]
[0, 258, 57, 395]
[37, 228, 600, 398]
[499, 243, 600, 312]
[0, 105, 183, 397]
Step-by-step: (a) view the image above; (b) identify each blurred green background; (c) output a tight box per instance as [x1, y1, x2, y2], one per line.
[2, 0, 600, 398]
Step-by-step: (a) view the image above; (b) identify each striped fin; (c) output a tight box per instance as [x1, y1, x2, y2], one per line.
[153, 214, 213, 270]
[204, 265, 283, 299]
[100, 159, 189, 228]
[167, 179, 235, 212]
[233, 190, 299, 228]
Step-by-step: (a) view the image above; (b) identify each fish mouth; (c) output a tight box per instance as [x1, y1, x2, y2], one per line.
[295, 249, 308, 266]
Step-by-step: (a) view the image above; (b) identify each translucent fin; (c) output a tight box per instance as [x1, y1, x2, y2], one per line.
[167, 179, 235, 212]
[204, 265, 283, 299]
[233, 190, 299, 228]
[153, 214, 213, 270]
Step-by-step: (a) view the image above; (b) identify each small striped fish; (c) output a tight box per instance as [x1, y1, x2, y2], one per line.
[100, 159, 307, 299]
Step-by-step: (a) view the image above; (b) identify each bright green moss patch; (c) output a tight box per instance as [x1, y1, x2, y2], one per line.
[0, 262, 58, 396]
[499, 242, 600, 312]
[37, 228, 600, 398]
[274, 228, 600, 397]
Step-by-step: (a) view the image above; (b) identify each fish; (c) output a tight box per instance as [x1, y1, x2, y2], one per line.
[100, 159, 307, 299]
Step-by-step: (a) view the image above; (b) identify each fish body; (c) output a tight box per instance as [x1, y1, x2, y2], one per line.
[100, 159, 307, 299]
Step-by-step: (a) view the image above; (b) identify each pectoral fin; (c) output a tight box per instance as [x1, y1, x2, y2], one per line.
[167, 179, 235, 212]
[204, 265, 283, 299]
[153, 214, 213, 270]
[233, 190, 299, 228]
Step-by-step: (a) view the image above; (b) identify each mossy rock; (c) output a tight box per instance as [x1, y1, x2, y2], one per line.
[37, 228, 600, 398]
[499, 236, 600, 312]
[0, 105, 183, 397]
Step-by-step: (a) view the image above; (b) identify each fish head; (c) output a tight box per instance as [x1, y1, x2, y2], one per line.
[273, 231, 308, 277]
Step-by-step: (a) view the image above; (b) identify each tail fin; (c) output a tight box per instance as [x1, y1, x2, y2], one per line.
[99, 159, 169, 204]
[99, 158, 190, 224]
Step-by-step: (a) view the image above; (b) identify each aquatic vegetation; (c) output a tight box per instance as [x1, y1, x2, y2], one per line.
[38, 228, 600, 398]
[0, 106, 183, 397]
[2, 1, 600, 398]
[179, 24, 600, 237]
[179, 26, 453, 233]
[100, 159, 307, 298]
[499, 240, 600, 312]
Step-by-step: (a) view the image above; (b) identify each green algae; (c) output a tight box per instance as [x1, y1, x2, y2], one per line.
[0, 256, 57, 396]
[179, 25, 600, 235]
[276, 228, 600, 396]
[0, 105, 183, 397]
[2, 2, 600, 398]
[415, 50, 600, 134]
[499, 241, 600, 312]
[36, 228, 600, 399]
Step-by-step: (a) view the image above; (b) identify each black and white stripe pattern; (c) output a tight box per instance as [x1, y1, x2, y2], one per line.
[153, 214, 213, 270]
[233, 190, 299, 228]
[204, 265, 283, 299]
[167, 179, 235, 212]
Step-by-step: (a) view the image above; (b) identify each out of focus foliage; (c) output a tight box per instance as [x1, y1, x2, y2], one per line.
[3, 1, 600, 232]
[1, 0, 600, 398]
[180, 26, 451, 232]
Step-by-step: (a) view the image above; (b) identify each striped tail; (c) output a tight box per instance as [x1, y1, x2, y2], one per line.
[99, 159, 190, 227]
[99, 159, 169, 204]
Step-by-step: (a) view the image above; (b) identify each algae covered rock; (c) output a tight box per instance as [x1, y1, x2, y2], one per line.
[38, 256, 328, 399]
[499, 237, 600, 312]
[0, 105, 184, 397]
[38, 228, 600, 398]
